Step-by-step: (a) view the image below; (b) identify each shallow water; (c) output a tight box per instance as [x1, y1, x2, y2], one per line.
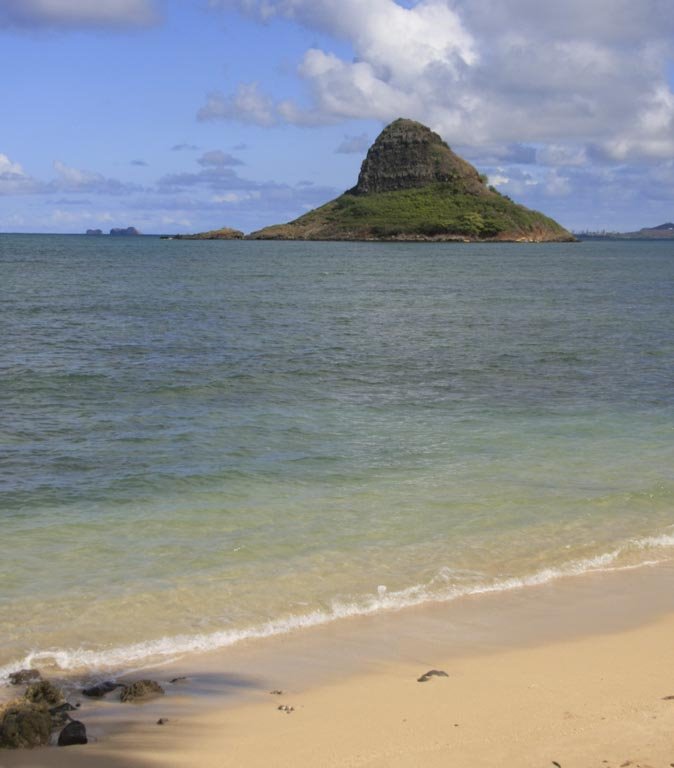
[1, 235, 673, 677]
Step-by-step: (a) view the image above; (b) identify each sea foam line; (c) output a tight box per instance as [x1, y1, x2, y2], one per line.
[2, 530, 674, 683]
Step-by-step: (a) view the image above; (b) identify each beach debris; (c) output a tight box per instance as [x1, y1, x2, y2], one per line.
[269, 690, 284, 695]
[552, 761, 562, 768]
[169, 676, 188, 684]
[120, 679, 165, 703]
[157, 718, 169, 725]
[24, 680, 64, 707]
[662, 695, 674, 700]
[82, 681, 121, 698]
[8, 669, 42, 686]
[417, 669, 449, 683]
[277, 705, 294, 714]
[0, 700, 52, 748]
[57, 719, 88, 746]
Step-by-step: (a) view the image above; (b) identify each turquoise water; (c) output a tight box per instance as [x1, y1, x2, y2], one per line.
[1, 235, 673, 676]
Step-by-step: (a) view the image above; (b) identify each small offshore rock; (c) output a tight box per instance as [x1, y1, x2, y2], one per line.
[120, 680, 165, 703]
[0, 701, 52, 748]
[169, 677, 187, 684]
[417, 670, 449, 683]
[82, 681, 120, 698]
[8, 669, 42, 686]
[57, 720, 88, 746]
[24, 680, 64, 706]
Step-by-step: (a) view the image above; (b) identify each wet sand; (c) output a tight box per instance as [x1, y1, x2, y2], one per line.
[4, 562, 674, 767]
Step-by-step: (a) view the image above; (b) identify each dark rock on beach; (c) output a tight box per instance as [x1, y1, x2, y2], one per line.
[24, 681, 64, 707]
[417, 669, 449, 683]
[0, 701, 52, 749]
[8, 669, 42, 686]
[57, 720, 87, 746]
[82, 681, 121, 698]
[120, 679, 165, 703]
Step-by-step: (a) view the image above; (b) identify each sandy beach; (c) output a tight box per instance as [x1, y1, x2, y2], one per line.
[4, 563, 674, 768]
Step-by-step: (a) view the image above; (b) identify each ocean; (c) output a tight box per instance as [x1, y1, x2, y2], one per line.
[1, 234, 672, 679]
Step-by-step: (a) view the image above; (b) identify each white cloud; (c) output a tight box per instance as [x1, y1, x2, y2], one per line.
[212, 191, 261, 203]
[488, 173, 509, 187]
[0, 153, 43, 195]
[0, 0, 160, 29]
[206, 0, 674, 167]
[52, 160, 138, 194]
[197, 83, 277, 125]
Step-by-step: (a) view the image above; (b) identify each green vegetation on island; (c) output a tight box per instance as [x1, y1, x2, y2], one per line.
[248, 118, 574, 243]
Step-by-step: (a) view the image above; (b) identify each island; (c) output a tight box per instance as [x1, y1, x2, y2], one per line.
[161, 226, 244, 240]
[247, 118, 574, 242]
[85, 229, 103, 236]
[109, 227, 141, 236]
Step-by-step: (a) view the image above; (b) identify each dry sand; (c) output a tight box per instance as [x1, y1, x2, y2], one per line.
[4, 565, 674, 768]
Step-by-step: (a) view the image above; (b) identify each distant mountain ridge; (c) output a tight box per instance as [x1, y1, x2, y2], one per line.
[248, 118, 573, 242]
[576, 222, 674, 240]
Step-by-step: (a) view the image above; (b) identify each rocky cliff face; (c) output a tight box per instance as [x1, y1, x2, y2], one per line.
[352, 118, 484, 196]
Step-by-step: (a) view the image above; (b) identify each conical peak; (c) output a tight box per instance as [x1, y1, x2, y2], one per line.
[352, 118, 485, 195]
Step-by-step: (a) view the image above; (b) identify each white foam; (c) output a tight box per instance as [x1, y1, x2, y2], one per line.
[2, 530, 674, 684]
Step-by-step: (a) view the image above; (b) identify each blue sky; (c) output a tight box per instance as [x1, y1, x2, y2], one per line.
[1, 0, 673, 234]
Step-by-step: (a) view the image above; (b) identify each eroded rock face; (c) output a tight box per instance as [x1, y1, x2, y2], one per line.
[0, 702, 52, 749]
[24, 681, 63, 707]
[120, 680, 165, 703]
[352, 118, 484, 196]
[8, 669, 42, 686]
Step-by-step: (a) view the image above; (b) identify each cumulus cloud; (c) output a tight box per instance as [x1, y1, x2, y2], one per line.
[205, 0, 674, 167]
[0, 153, 44, 195]
[0, 0, 160, 29]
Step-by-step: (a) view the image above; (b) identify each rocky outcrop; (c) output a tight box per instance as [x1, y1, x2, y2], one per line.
[0, 701, 52, 749]
[351, 119, 484, 196]
[24, 681, 63, 707]
[248, 118, 574, 242]
[120, 679, 165, 702]
[8, 670, 42, 686]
